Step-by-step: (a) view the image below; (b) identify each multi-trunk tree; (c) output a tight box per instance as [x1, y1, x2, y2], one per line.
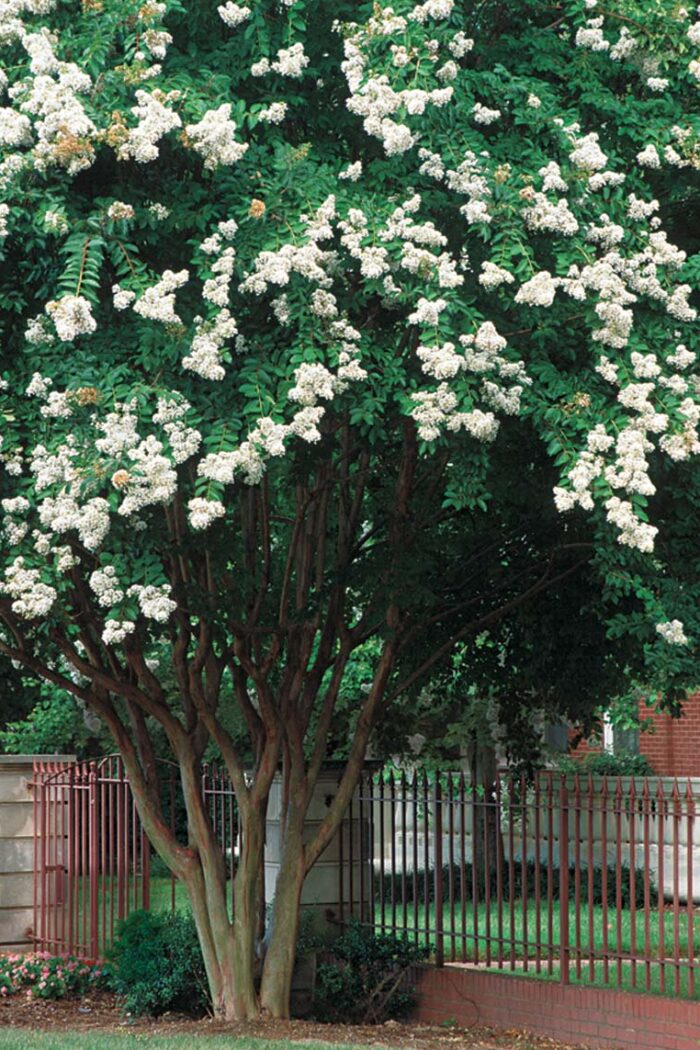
[1, 0, 699, 1020]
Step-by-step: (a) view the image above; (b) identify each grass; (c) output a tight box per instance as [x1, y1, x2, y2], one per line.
[65, 876, 700, 998]
[376, 899, 700, 959]
[0, 1038, 363, 1050]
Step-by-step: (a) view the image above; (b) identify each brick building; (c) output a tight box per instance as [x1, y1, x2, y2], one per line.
[569, 694, 700, 777]
[636, 696, 700, 776]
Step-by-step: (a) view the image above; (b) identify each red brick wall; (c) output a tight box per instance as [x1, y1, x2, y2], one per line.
[638, 693, 700, 777]
[412, 965, 700, 1050]
[566, 695, 700, 777]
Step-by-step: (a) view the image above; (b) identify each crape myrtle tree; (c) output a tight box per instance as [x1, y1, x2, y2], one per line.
[1, 0, 700, 1020]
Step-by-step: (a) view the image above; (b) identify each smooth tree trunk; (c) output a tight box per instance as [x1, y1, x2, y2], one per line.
[259, 809, 307, 1018]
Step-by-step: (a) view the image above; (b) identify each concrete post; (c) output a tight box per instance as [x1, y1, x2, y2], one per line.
[0, 755, 75, 952]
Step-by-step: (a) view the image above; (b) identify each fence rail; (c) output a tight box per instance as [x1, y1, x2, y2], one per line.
[32, 758, 700, 1000]
[32, 756, 239, 959]
[339, 769, 700, 998]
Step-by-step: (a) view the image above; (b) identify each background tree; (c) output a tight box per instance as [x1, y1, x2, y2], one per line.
[0, 0, 699, 1021]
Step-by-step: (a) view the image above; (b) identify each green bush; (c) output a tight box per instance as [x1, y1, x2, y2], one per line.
[312, 920, 428, 1024]
[556, 752, 654, 777]
[107, 910, 209, 1017]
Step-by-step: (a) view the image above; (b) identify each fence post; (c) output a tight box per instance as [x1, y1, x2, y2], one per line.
[434, 773, 444, 967]
[559, 774, 570, 985]
[89, 762, 99, 959]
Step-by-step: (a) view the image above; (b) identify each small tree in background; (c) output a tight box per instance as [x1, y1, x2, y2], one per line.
[1, 0, 700, 1019]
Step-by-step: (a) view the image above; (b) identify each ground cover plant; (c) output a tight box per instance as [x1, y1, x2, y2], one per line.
[0, 952, 104, 1001]
[1, 0, 700, 1022]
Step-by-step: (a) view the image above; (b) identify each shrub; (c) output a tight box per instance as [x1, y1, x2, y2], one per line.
[0, 952, 104, 1000]
[556, 752, 654, 777]
[312, 920, 428, 1024]
[107, 909, 209, 1017]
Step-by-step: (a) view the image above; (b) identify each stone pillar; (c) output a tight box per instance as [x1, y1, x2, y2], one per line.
[264, 765, 372, 933]
[0, 755, 75, 952]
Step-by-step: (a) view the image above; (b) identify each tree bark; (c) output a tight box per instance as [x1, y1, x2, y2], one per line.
[259, 805, 306, 1018]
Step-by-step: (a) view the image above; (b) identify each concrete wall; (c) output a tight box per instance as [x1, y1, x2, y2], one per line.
[375, 776, 700, 902]
[0, 755, 74, 951]
[265, 767, 371, 928]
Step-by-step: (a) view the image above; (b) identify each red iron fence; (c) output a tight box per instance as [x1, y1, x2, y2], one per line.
[33, 758, 700, 1000]
[339, 769, 700, 997]
[32, 756, 239, 959]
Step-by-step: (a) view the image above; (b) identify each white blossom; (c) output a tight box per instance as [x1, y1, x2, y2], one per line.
[185, 104, 248, 169]
[656, 620, 688, 645]
[218, 2, 250, 27]
[472, 102, 501, 125]
[188, 497, 226, 530]
[514, 271, 557, 308]
[102, 620, 135, 645]
[45, 296, 96, 341]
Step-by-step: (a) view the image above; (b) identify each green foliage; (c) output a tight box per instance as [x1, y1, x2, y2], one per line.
[312, 920, 428, 1024]
[0, 952, 105, 1000]
[555, 751, 655, 777]
[107, 910, 209, 1017]
[0, 689, 103, 756]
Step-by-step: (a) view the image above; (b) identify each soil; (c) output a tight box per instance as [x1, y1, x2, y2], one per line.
[0, 991, 609, 1050]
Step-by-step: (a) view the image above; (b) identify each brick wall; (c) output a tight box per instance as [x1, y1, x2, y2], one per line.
[412, 965, 700, 1050]
[566, 694, 700, 777]
[638, 693, 700, 777]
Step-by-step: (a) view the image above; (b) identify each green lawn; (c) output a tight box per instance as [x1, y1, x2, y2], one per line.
[376, 898, 700, 960]
[67, 876, 700, 998]
[0, 1038, 361, 1050]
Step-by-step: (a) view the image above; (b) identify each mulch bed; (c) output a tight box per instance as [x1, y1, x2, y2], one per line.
[0, 990, 610, 1050]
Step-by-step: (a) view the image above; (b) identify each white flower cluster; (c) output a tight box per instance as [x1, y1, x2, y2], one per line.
[656, 620, 689, 645]
[187, 497, 226, 530]
[636, 144, 660, 169]
[102, 620, 135, 645]
[253, 43, 310, 79]
[89, 565, 124, 608]
[218, 2, 250, 27]
[117, 90, 181, 164]
[522, 193, 578, 236]
[479, 261, 514, 290]
[45, 296, 96, 342]
[339, 160, 362, 181]
[0, 107, 32, 148]
[107, 201, 135, 221]
[515, 271, 557, 307]
[258, 102, 287, 124]
[342, 23, 455, 159]
[569, 132, 608, 171]
[152, 397, 201, 463]
[184, 104, 249, 170]
[411, 384, 500, 443]
[13, 45, 97, 175]
[2, 496, 29, 546]
[1, 556, 57, 619]
[575, 17, 609, 52]
[112, 284, 136, 310]
[472, 102, 500, 125]
[116, 436, 178, 517]
[133, 269, 188, 325]
[183, 309, 238, 380]
[142, 29, 172, 60]
[37, 492, 111, 550]
[128, 583, 176, 622]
